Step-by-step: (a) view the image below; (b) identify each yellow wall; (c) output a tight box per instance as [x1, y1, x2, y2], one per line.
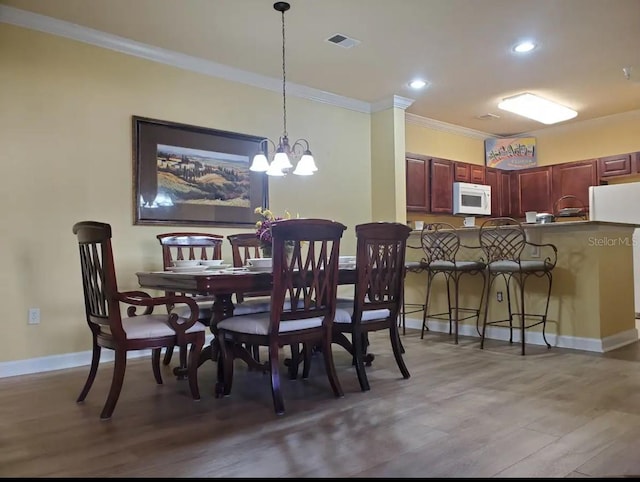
[0, 24, 372, 363]
[405, 122, 485, 165]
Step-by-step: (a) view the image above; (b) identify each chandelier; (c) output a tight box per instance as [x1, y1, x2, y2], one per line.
[249, 1, 317, 177]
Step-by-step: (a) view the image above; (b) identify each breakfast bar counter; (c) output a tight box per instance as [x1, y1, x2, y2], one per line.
[403, 220, 639, 352]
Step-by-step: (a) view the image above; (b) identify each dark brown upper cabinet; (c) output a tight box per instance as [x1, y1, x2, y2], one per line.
[484, 168, 511, 217]
[406, 154, 430, 212]
[430, 158, 454, 213]
[599, 153, 632, 178]
[454, 162, 485, 184]
[551, 159, 597, 212]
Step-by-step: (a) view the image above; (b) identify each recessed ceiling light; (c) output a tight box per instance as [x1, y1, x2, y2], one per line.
[498, 93, 577, 124]
[513, 41, 537, 53]
[409, 79, 427, 89]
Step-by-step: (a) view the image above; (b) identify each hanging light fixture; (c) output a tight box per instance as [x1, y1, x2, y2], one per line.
[249, 1, 317, 177]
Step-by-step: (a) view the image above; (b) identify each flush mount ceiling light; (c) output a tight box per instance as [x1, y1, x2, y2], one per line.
[409, 79, 427, 89]
[513, 41, 537, 53]
[498, 93, 577, 125]
[249, 2, 317, 177]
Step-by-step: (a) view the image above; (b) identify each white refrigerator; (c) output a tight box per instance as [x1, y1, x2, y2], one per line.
[589, 182, 640, 315]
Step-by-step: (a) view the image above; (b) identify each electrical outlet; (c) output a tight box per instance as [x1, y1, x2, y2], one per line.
[28, 308, 40, 324]
[496, 291, 503, 302]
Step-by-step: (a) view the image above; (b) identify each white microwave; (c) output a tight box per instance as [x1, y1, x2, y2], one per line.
[453, 182, 491, 215]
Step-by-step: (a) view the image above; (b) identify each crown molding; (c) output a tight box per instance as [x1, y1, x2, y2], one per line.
[371, 95, 415, 112]
[0, 5, 371, 114]
[405, 112, 491, 140]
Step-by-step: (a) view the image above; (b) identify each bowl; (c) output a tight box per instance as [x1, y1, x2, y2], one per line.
[199, 259, 224, 267]
[172, 259, 201, 268]
[247, 258, 272, 268]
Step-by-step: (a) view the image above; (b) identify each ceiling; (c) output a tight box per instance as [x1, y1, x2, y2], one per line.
[3, 0, 640, 136]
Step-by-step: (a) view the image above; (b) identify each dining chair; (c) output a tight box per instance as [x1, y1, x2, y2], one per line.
[332, 222, 412, 391]
[419, 222, 486, 344]
[72, 221, 206, 420]
[156, 232, 224, 369]
[226, 233, 272, 314]
[478, 217, 557, 355]
[217, 218, 346, 415]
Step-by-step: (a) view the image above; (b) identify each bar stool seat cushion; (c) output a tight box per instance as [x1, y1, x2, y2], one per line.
[488, 260, 551, 273]
[428, 260, 486, 271]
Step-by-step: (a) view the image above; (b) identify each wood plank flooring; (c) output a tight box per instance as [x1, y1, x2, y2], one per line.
[2, 330, 640, 477]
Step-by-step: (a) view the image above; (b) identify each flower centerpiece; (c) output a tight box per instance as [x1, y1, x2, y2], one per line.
[254, 207, 292, 257]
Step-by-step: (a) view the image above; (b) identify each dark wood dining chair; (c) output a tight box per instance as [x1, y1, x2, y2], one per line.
[226, 233, 272, 312]
[73, 221, 205, 420]
[332, 222, 412, 391]
[217, 218, 347, 415]
[156, 232, 224, 368]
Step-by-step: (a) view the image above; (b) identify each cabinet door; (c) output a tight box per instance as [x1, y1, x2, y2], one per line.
[454, 162, 470, 182]
[514, 167, 552, 217]
[599, 153, 632, 178]
[498, 170, 512, 216]
[551, 159, 597, 212]
[484, 168, 499, 217]
[430, 158, 453, 213]
[406, 156, 429, 212]
[470, 165, 485, 184]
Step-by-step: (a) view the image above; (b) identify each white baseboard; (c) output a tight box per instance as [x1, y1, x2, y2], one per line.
[402, 317, 639, 353]
[0, 334, 215, 379]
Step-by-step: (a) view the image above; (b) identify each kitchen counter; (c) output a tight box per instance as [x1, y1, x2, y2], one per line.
[404, 220, 639, 352]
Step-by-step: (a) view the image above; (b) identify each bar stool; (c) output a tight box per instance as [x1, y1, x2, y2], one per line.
[419, 223, 486, 344]
[478, 217, 557, 355]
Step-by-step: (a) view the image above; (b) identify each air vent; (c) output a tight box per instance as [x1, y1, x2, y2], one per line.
[476, 113, 501, 120]
[326, 33, 361, 49]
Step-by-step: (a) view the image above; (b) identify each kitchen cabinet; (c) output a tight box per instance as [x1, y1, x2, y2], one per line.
[484, 168, 513, 217]
[454, 162, 485, 184]
[430, 158, 454, 213]
[598, 153, 633, 178]
[512, 166, 553, 217]
[551, 159, 597, 212]
[406, 155, 430, 212]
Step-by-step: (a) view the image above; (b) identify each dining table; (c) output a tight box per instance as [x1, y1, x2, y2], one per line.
[135, 265, 359, 378]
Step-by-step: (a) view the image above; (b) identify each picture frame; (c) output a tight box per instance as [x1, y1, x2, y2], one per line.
[132, 116, 268, 227]
[485, 136, 537, 170]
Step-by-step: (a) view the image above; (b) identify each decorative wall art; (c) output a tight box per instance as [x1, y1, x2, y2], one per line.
[132, 116, 268, 227]
[485, 137, 537, 170]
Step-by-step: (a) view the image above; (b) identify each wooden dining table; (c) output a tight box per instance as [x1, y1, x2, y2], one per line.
[136, 266, 359, 376]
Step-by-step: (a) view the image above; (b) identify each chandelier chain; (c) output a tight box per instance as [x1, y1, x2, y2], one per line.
[281, 7, 287, 138]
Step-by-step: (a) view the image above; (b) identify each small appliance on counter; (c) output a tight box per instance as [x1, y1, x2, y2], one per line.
[536, 213, 555, 224]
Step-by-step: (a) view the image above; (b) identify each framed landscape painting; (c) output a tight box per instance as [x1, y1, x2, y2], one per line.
[132, 116, 268, 227]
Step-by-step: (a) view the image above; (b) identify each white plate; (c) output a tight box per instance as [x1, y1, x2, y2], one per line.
[205, 264, 231, 270]
[246, 265, 272, 273]
[167, 265, 208, 273]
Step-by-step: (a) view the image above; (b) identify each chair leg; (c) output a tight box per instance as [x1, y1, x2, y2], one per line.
[542, 272, 553, 349]
[453, 273, 460, 344]
[480, 274, 495, 350]
[475, 271, 487, 337]
[77, 339, 101, 403]
[288, 343, 300, 380]
[519, 275, 526, 356]
[268, 341, 285, 415]
[302, 342, 312, 379]
[187, 335, 204, 400]
[100, 349, 127, 420]
[445, 274, 453, 335]
[390, 324, 410, 380]
[322, 334, 344, 398]
[352, 329, 370, 391]
[219, 337, 234, 397]
[421, 272, 434, 339]
[505, 274, 514, 344]
[162, 345, 174, 365]
[151, 348, 163, 384]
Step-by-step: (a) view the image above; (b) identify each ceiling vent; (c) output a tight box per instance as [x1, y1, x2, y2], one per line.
[326, 33, 361, 49]
[476, 113, 501, 120]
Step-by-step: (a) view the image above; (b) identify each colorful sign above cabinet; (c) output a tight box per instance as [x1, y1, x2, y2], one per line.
[485, 137, 537, 170]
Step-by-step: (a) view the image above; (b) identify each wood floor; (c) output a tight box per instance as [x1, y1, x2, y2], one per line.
[3, 329, 640, 478]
